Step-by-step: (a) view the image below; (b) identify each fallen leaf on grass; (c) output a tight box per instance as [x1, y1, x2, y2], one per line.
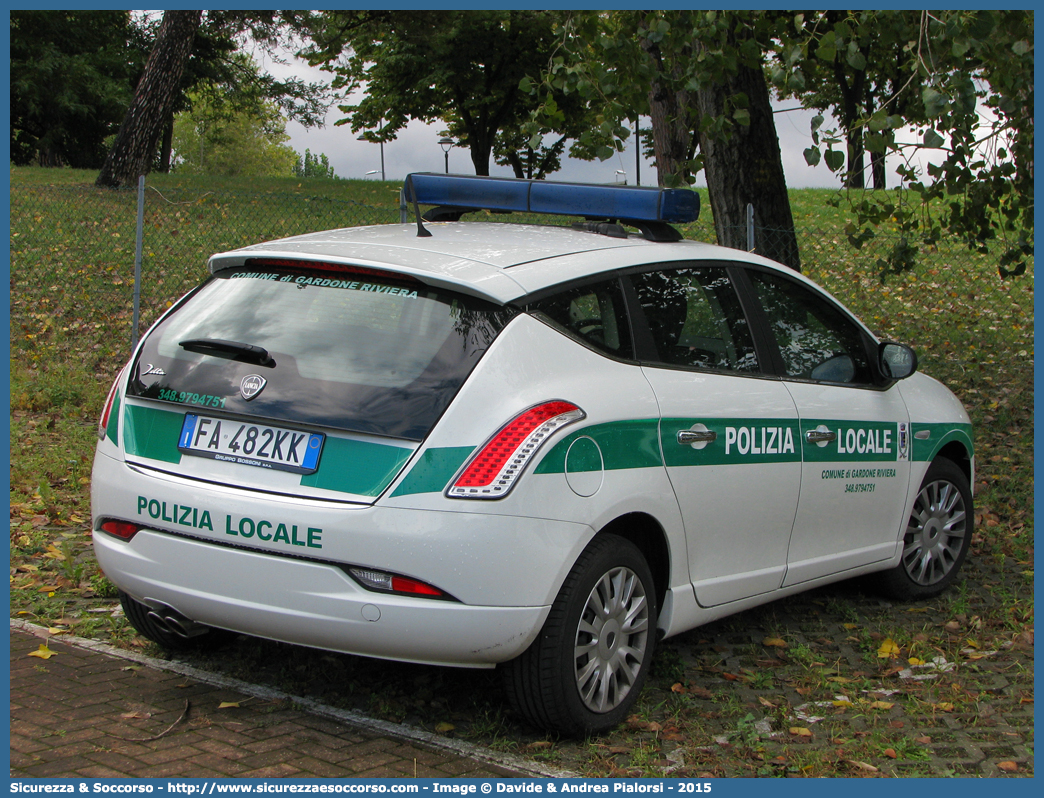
[997, 761, 1018, 773]
[869, 701, 895, 710]
[915, 736, 931, 744]
[671, 682, 688, 694]
[883, 748, 897, 759]
[434, 722, 455, 733]
[28, 644, 55, 660]
[762, 637, 787, 648]
[789, 727, 813, 737]
[877, 638, 901, 659]
[120, 711, 152, 720]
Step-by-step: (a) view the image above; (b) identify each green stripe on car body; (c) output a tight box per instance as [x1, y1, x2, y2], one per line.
[535, 419, 663, 474]
[911, 422, 974, 462]
[800, 419, 903, 464]
[299, 437, 414, 497]
[122, 402, 416, 496]
[389, 446, 475, 497]
[661, 418, 802, 467]
[123, 404, 184, 464]
[105, 390, 122, 446]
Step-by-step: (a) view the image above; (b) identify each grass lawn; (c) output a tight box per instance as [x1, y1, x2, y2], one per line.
[9, 166, 1034, 776]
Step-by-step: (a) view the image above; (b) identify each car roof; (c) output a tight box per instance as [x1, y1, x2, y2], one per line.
[208, 221, 791, 304]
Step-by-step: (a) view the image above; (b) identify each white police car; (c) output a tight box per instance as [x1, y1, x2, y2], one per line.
[92, 173, 974, 735]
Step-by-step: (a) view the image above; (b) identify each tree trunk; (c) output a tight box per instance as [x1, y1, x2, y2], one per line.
[832, 52, 865, 190]
[697, 57, 801, 271]
[641, 39, 696, 185]
[870, 150, 887, 189]
[96, 10, 201, 188]
[158, 113, 175, 173]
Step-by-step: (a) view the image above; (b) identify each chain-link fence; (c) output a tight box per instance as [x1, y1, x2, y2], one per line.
[10, 180, 1032, 378]
[10, 183, 402, 371]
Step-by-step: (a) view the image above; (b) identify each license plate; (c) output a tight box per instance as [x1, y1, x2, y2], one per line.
[178, 414, 324, 474]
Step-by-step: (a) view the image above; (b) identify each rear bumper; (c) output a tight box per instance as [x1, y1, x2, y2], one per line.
[95, 530, 548, 667]
[91, 452, 594, 666]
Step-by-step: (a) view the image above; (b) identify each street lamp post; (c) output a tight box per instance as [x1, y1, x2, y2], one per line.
[357, 131, 386, 181]
[439, 137, 453, 173]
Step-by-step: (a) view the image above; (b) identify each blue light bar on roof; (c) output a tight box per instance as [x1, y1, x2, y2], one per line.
[405, 173, 699, 224]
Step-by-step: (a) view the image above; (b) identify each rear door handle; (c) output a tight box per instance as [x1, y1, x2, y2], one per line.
[677, 429, 717, 445]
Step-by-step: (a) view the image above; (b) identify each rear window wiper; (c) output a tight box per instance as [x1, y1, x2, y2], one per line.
[179, 338, 276, 367]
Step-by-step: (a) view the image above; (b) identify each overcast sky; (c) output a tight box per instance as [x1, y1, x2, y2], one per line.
[261, 49, 935, 190]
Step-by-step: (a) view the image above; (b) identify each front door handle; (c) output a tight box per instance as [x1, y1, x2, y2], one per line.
[805, 429, 837, 444]
[677, 429, 717, 445]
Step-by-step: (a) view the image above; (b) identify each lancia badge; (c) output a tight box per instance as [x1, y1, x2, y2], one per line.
[240, 374, 267, 401]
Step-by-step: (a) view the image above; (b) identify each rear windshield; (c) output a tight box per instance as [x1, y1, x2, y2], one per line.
[130, 265, 516, 440]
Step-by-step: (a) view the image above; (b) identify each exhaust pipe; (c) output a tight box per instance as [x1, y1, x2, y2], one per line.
[145, 603, 210, 639]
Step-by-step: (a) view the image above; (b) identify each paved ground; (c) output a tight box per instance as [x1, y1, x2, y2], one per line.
[10, 624, 553, 779]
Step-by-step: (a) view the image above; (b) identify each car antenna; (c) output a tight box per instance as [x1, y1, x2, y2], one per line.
[404, 174, 432, 238]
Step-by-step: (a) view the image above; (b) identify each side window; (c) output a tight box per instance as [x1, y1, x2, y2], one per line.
[748, 270, 872, 384]
[630, 267, 758, 372]
[528, 278, 634, 359]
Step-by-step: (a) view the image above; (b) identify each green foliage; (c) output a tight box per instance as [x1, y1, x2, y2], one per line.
[792, 11, 1033, 278]
[294, 149, 338, 180]
[10, 11, 148, 168]
[171, 84, 298, 178]
[302, 11, 575, 176]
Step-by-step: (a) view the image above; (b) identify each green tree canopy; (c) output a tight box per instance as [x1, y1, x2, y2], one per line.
[791, 10, 1033, 277]
[528, 11, 801, 269]
[10, 10, 149, 168]
[171, 83, 298, 178]
[303, 10, 578, 176]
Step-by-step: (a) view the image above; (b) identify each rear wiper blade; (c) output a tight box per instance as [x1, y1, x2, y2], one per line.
[179, 338, 275, 367]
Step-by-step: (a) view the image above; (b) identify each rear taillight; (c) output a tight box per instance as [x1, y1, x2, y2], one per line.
[97, 520, 141, 541]
[447, 400, 585, 499]
[348, 567, 450, 599]
[97, 374, 121, 441]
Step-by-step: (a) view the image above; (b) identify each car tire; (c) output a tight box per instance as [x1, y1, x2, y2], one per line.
[502, 534, 657, 736]
[875, 458, 973, 600]
[120, 591, 235, 652]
